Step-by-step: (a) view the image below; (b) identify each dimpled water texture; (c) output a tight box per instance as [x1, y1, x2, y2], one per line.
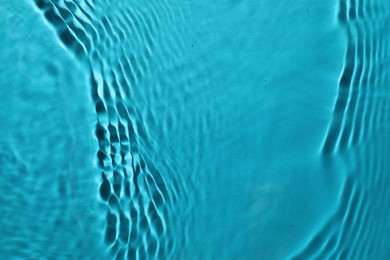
[1, 0, 390, 259]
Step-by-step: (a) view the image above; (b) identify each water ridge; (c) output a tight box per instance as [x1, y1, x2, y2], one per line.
[31, 0, 193, 258]
[291, 0, 390, 258]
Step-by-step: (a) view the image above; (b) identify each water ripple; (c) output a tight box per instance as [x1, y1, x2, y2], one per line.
[293, 0, 390, 258]
[322, 0, 389, 155]
[32, 0, 193, 258]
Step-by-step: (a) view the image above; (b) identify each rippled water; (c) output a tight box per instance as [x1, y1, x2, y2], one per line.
[1, 0, 390, 259]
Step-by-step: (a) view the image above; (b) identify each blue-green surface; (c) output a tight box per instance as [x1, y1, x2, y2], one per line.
[1, 0, 390, 259]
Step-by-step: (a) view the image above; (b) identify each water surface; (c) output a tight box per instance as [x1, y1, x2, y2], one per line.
[1, 0, 390, 259]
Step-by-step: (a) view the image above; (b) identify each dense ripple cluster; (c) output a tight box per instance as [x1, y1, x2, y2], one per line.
[292, 0, 390, 259]
[322, 0, 390, 155]
[32, 0, 190, 258]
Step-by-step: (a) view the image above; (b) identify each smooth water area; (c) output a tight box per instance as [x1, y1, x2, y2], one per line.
[1, 0, 390, 259]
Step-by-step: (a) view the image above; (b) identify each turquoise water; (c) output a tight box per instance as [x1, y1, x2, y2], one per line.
[1, 0, 390, 259]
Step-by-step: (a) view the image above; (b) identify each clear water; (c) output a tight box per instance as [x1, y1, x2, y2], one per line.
[1, 0, 390, 259]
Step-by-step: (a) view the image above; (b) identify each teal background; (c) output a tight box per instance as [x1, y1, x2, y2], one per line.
[1, 0, 390, 259]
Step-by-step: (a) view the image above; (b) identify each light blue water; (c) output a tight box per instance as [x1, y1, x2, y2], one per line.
[1, 0, 390, 259]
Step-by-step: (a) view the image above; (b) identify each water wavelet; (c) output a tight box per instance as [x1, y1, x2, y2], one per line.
[32, 0, 195, 258]
[300, 0, 390, 258]
[322, 0, 389, 155]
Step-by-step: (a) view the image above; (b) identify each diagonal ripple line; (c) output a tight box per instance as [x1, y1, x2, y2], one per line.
[31, 0, 190, 258]
[297, 0, 390, 258]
